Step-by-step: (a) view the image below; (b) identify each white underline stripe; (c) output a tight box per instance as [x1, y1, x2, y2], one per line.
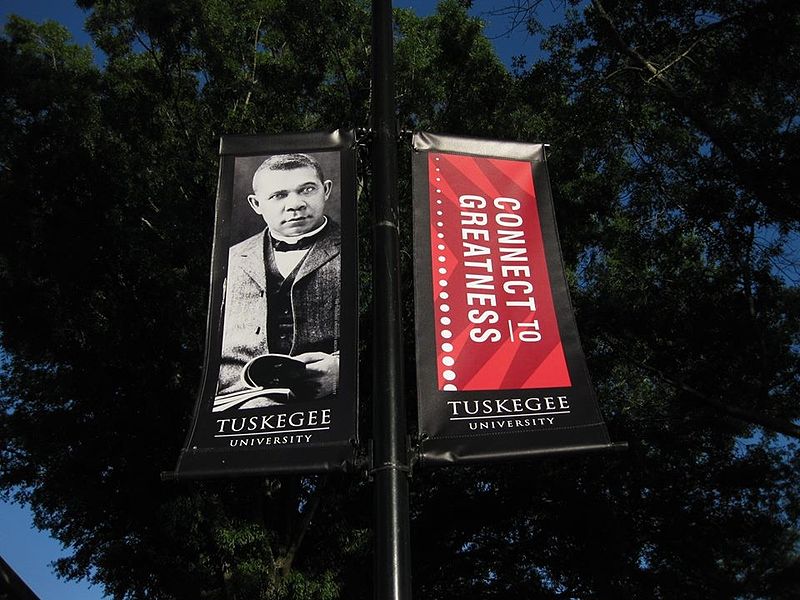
[214, 426, 330, 438]
[450, 410, 571, 421]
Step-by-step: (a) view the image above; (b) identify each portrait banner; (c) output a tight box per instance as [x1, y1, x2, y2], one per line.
[172, 130, 359, 479]
[412, 132, 611, 466]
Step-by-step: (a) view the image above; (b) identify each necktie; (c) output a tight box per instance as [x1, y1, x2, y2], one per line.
[271, 231, 321, 252]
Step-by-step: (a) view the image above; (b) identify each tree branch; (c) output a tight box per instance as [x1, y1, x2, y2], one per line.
[635, 359, 800, 439]
[243, 17, 262, 109]
[277, 475, 328, 578]
[603, 338, 800, 439]
[645, 39, 701, 83]
[589, 0, 793, 219]
[484, 0, 547, 37]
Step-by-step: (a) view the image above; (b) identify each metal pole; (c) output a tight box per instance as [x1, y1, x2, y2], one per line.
[370, 1, 412, 599]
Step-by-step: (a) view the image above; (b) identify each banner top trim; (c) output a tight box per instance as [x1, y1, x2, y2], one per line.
[412, 131, 546, 162]
[220, 129, 355, 156]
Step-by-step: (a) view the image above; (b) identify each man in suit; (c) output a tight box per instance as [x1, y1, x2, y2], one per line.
[217, 153, 340, 402]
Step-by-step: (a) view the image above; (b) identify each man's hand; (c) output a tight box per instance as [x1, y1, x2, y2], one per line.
[294, 352, 339, 399]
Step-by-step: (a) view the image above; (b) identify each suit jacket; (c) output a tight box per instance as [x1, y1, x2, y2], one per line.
[218, 220, 341, 393]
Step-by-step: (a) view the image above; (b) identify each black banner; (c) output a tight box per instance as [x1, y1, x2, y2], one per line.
[172, 130, 359, 478]
[412, 132, 611, 466]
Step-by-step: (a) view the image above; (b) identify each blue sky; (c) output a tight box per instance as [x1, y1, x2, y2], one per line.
[0, 500, 105, 599]
[0, 1, 551, 598]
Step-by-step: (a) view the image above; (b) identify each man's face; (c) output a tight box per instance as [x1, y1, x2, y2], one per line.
[248, 166, 332, 237]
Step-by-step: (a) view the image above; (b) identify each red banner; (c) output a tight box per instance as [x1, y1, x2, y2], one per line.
[425, 152, 571, 391]
[412, 132, 611, 465]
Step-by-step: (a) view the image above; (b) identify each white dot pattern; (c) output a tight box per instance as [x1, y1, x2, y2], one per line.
[431, 154, 458, 389]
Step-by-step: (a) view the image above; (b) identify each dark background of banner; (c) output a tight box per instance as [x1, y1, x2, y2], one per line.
[412, 132, 610, 465]
[173, 130, 359, 478]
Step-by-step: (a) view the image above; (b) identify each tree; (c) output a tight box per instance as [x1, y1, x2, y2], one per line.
[407, 1, 800, 597]
[1, 1, 798, 599]
[1, 2, 374, 598]
[420, 1, 800, 597]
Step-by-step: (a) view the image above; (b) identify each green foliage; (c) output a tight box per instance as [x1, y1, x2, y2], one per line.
[1, 1, 798, 599]
[395, 0, 512, 134]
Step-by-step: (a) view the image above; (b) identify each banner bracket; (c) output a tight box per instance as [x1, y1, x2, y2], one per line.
[369, 462, 411, 476]
[355, 127, 374, 147]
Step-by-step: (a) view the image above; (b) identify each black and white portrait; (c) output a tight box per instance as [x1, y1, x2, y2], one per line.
[174, 131, 358, 476]
[214, 151, 342, 410]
